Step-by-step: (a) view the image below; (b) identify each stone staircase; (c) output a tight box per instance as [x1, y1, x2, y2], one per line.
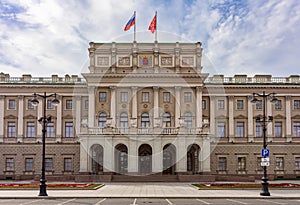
[111, 175, 179, 182]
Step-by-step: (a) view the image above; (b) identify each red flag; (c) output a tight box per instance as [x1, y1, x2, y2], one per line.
[148, 14, 156, 33]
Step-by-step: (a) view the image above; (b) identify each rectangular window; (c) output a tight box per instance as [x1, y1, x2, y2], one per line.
[294, 100, 300, 109]
[274, 122, 282, 137]
[47, 99, 54, 109]
[25, 158, 33, 171]
[27, 99, 34, 110]
[257, 157, 263, 171]
[256, 123, 263, 137]
[218, 157, 227, 171]
[120, 92, 128, 103]
[84, 100, 89, 110]
[163, 92, 170, 103]
[7, 122, 16, 138]
[217, 122, 226, 137]
[65, 122, 73, 138]
[293, 122, 300, 137]
[8, 99, 16, 109]
[46, 122, 55, 138]
[202, 100, 206, 109]
[99, 92, 107, 102]
[184, 92, 192, 103]
[295, 157, 300, 171]
[66, 100, 72, 109]
[236, 122, 245, 137]
[5, 158, 14, 171]
[238, 157, 246, 171]
[275, 157, 284, 170]
[256, 100, 262, 110]
[217, 100, 225, 109]
[26, 122, 35, 138]
[64, 158, 73, 171]
[275, 100, 282, 110]
[142, 92, 149, 103]
[45, 158, 53, 171]
[236, 100, 244, 110]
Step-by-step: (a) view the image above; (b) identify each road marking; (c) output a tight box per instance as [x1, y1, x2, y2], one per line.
[56, 198, 76, 205]
[196, 199, 211, 204]
[21, 199, 45, 205]
[227, 199, 248, 204]
[130, 198, 137, 205]
[257, 199, 287, 205]
[165, 199, 174, 205]
[94, 198, 107, 205]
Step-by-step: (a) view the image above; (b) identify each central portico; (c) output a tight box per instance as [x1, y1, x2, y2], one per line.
[77, 41, 213, 181]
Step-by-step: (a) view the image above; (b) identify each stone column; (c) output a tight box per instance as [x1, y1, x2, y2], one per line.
[175, 87, 181, 127]
[75, 96, 81, 135]
[88, 86, 96, 128]
[153, 137, 163, 173]
[201, 135, 211, 173]
[131, 87, 138, 119]
[153, 86, 159, 121]
[103, 137, 113, 173]
[176, 136, 187, 173]
[228, 96, 234, 142]
[128, 138, 138, 174]
[196, 87, 203, 128]
[17, 96, 24, 142]
[110, 87, 116, 127]
[209, 96, 216, 136]
[286, 96, 292, 142]
[247, 96, 254, 142]
[56, 95, 62, 142]
[79, 138, 89, 173]
[0, 96, 4, 142]
[37, 98, 43, 139]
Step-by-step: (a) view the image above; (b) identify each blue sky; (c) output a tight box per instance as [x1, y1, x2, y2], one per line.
[0, 0, 299, 77]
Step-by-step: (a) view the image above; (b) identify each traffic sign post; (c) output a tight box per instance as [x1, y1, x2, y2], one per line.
[261, 149, 270, 157]
[261, 161, 270, 167]
[261, 157, 270, 162]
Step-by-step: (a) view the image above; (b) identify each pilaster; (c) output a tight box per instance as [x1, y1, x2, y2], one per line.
[175, 86, 181, 127]
[196, 87, 203, 128]
[110, 86, 116, 127]
[228, 96, 234, 142]
[88, 86, 96, 128]
[286, 96, 292, 141]
[56, 95, 62, 142]
[17, 96, 24, 142]
[247, 95, 254, 142]
[75, 96, 81, 135]
[209, 96, 216, 136]
[0, 96, 4, 142]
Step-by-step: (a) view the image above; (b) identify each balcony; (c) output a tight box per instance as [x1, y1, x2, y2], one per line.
[86, 127, 208, 135]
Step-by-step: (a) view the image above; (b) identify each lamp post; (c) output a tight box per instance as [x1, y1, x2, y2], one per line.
[251, 91, 278, 196]
[31, 92, 59, 196]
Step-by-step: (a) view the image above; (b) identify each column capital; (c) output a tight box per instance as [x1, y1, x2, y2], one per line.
[18, 95, 24, 100]
[175, 86, 181, 91]
[131, 86, 138, 92]
[196, 86, 203, 92]
[110, 86, 116, 90]
[247, 95, 253, 101]
[286, 95, 291, 101]
[88, 86, 96, 94]
[75, 96, 82, 101]
[228, 95, 234, 101]
[153, 86, 159, 91]
[0, 95, 4, 100]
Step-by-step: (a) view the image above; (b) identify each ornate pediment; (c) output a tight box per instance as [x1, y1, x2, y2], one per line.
[292, 114, 300, 119]
[4, 114, 17, 119]
[273, 114, 286, 119]
[215, 115, 227, 119]
[234, 114, 247, 119]
[23, 114, 36, 119]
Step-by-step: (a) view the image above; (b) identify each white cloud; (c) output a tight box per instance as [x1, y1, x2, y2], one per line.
[0, 0, 299, 77]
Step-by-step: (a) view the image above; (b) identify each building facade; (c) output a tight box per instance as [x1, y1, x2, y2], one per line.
[0, 41, 299, 182]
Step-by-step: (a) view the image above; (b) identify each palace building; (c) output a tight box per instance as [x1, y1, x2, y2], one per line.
[0, 41, 299, 182]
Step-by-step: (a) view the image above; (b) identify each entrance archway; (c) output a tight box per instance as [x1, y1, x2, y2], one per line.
[138, 144, 152, 174]
[115, 144, 128, 174]
[90, 144, 103, 174]
[187, 144, 200, 174]
[163, 143, 176, 175]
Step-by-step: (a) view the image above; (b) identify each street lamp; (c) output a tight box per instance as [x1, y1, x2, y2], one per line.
[31, 92, 59, 196]
[251, 91, 278, 196]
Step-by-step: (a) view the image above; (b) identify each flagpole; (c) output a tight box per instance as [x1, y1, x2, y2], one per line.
[155, 11, 157, 42]
[134, 11, 136, 42]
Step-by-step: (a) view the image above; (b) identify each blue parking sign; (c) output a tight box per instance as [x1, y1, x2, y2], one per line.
[262, 149, 270, 157]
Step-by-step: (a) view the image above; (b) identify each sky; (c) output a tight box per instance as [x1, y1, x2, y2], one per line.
[0, 0, 299, 77]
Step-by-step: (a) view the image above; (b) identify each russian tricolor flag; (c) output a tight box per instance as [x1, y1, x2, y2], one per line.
[124, 13, 135, 31]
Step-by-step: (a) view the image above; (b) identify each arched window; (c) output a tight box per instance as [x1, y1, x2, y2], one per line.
[120, 112, 128, 128]
[184, 112, 192, 127]
[98, 112, 107, 127]
[141, 113, 150, 128]
[162, 112, 171, 127]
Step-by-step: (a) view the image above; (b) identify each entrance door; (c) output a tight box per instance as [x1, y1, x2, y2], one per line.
[115, 144, 128, 174]
[187, 144, 200, 174]
[138, 144, 152, 174]
[91, 144, 103, 174]
[163, 144, 176, 175]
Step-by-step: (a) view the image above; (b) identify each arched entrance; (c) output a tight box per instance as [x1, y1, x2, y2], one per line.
[90, 144, 103, 174]
[163, 143, 176, 175]
[115, 144, 128, 174]
[138, 144, 152, 174]
[187, 144, 200, 174]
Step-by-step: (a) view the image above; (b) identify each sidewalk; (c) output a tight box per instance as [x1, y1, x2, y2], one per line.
[0, 182, 299, 199]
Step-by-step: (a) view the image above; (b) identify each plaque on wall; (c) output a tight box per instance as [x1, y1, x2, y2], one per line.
[160, 56, 173, 67]
[181, 56, 195, 67]
[117, 56, 131, 67]
[138, 55, 153, 67]
[96, 56, 110, 67]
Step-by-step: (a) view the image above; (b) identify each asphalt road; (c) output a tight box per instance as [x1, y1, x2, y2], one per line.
[0, 198, 299, 205]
